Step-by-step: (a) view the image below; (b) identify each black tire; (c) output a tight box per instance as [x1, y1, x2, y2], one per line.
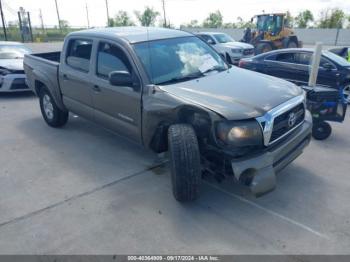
[39, 87, 69, 127]
[312, 121, 332, 140]
[282, 38, 298, 49]
[168, 124, 201, 202]
[256, 43, 272, 54]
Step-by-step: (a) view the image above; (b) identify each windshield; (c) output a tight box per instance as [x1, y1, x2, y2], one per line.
[0, 45, 32, 59]
[213, 34, 234, 44]
[257, 15, 282, 33]
[323, 50, 350, 67]
[133, 36, 228, 85]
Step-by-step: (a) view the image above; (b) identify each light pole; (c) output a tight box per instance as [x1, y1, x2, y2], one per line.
[105, 0, 110, 26]
[54, 0, 61, 30]
[0, 0, 7, 40]
[161, 0, 167, 27]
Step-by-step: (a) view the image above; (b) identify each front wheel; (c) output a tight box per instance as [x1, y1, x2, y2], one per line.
[312, 121, 332, 140]
[168, 124, 201, 202]
[256, 43, 272, 54]
[39, 88, 69, 127]
[343, 83, 350, 104]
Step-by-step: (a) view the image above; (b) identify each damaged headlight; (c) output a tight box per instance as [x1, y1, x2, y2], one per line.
[216, 120, 263, 147]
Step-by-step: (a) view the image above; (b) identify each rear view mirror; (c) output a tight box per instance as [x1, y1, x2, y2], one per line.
[109, 71, 133, 87]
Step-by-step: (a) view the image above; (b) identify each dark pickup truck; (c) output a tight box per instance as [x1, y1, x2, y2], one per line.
[24, 27, 312, 202]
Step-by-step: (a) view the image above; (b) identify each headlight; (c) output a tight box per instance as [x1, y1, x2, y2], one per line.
[232, 48, 243, 54]
[216, 120, 263, 147]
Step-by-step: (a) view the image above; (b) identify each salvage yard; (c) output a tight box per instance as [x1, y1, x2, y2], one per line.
[0, 43, 350, 255]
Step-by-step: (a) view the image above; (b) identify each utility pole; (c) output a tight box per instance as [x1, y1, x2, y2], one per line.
[85, 2, 90, 28]
[54, 0, 61, 30]
[161, 0, 167, 27]
[105, 0, 110, 26]
[39, 9, 45, 32]
[0, 0, 7, 41]
[27, 12, 34, 42]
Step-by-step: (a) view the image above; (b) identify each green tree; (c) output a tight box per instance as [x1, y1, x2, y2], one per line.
[183, 20, 200, 28]
[223, 22, 237, 29]
[203, 10, 223, 28]
[318, 8, 346, 28]
[110, 11, 135, 27]
[134, 7, 160, 27]
[295, 10, 314, 28]
[236, 16, 254, 29]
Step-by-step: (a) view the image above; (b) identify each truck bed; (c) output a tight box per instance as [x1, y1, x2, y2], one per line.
[23, 52, 61, 97]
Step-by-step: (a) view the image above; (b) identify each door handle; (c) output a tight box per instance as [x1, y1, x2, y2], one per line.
[92, 85, 101, 92]
[62, 74, 69, 80]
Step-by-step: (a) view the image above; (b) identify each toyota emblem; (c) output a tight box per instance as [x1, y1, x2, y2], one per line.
[288, 112, 297, 128]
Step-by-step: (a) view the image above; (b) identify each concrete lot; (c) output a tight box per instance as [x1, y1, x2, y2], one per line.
[0, 42, 349, 255]
[0, 91, 350, 255]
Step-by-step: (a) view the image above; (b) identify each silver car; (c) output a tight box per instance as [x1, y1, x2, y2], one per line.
[196, 32, 255, 64]
[0, 41, 32, 92]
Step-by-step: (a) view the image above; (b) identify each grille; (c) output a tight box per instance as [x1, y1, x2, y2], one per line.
[243, 48, 254, 55]
[10, 78, 29, 90]
[270, 103, 305, 142]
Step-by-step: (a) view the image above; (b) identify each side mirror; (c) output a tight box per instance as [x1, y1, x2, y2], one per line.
[322, 63, 334, 71]
[206, 39, 215, 45]
[109, 71, 133, 87]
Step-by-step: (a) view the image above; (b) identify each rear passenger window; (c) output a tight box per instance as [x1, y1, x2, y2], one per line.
[66, 39, 92, 72]
[275, 53, 297, 63]
[297, 53, 312, 65]
[96, 42, 132, 78]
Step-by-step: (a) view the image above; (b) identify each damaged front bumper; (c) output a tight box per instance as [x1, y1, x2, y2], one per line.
[231, 112, 312, 197]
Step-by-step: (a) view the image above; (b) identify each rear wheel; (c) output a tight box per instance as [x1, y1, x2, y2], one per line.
[312, 121, 332, 140]
[168, 124, 201, 202]
[39, 88, 68, 127]
[283, 38, 298, 49]
[256, 43, 272, 54]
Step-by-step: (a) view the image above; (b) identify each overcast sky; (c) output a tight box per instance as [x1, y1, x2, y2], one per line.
[2, 0, 350, 28]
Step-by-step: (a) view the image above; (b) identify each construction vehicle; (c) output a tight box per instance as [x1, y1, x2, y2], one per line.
[241, 13, 302, 54]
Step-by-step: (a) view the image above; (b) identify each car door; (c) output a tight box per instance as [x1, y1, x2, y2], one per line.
[91, 40, 142, 143]
[317, 57, 339, 88]
[59, 38, 94, 120]
[263, 52, 303, 84]
[295, 52, 339, 88]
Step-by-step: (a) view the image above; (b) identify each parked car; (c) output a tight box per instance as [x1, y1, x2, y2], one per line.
[0, 41, 32, 92]
[239, 48, 350, 103]
[24, 27, 312, 202]
[195, 32, 254, 64]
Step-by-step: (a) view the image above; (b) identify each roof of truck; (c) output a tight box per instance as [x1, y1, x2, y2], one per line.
[69, 27, 193, 44]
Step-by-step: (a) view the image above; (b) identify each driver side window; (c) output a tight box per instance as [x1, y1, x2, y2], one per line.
[96, 42, 132, 79]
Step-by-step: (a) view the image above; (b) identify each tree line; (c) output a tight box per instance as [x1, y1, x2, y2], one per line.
[108, 7, 350, 29]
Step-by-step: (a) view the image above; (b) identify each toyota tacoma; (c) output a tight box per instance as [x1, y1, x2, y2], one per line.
[24, 27, 312, 202]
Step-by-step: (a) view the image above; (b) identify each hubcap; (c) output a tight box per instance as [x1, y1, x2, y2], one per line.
[343, 85, 350, 103]
[43, 94, 54, 120]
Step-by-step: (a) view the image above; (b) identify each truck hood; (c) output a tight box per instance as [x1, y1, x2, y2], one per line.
[159, 67, 303, 120]
[220, 41, 254, 49]
[0, 59, 24, 71]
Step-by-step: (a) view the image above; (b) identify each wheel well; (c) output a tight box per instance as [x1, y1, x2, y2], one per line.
[34, 80, 45, 95]
[150, 107, 212, 153]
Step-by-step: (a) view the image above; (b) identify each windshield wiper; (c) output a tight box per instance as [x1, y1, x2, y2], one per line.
[157, 72, 204, 85]
[201, 66, 227, 74]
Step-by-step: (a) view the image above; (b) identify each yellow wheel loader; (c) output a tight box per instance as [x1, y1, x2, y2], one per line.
[241, 13, 302, 54]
